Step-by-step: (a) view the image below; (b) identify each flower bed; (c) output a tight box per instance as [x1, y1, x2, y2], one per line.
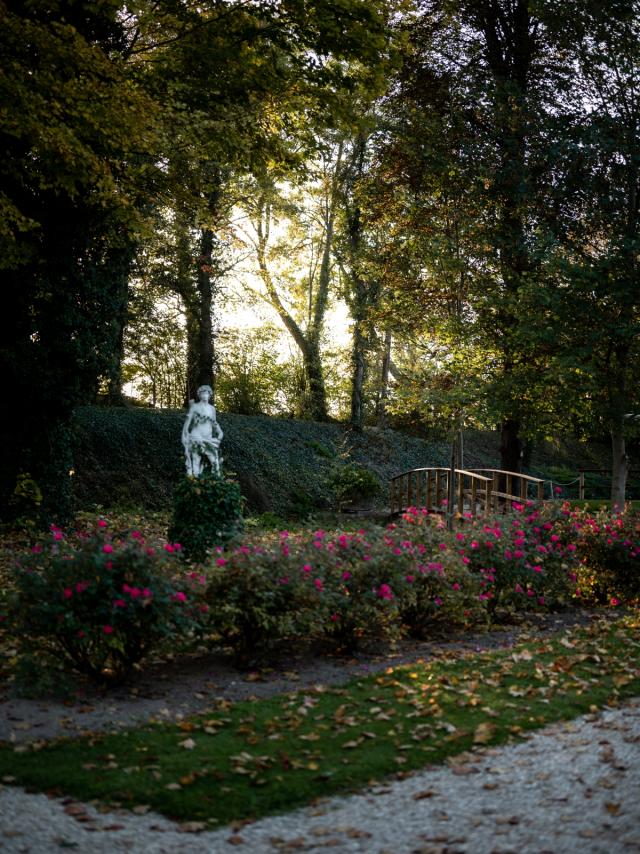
[3, 501, 638, 684]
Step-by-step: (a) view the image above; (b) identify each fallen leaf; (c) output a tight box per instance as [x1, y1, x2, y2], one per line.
[179, 738, 196, 750]
[473, 722, 497, 744]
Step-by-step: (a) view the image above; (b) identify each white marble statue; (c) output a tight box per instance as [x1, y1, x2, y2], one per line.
[182, 385, 224, 477]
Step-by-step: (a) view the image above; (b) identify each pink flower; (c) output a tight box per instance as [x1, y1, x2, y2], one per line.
[278, 576, 289, 585]
[314, 578, 324, 592]
[172, 591, 187, 602]
[105, 561, 113, 570]
[538, 596, 545, 605]
[98, 520, 108, 529]
[164, 544, 175, 553]
[53, 530, 63, 541]
[102, 544, 113, 554]
[610, 597, 621, 606]
[341, 570, 352, 581]
[31, 545, 43, 554]
[75, 581, 89, 593]
[470, 540, 479, 549]
[363, 554, 371, 561]
[452, 582, 461, 591]
[113, 599, 126, 608]
[526, 589, 535, 597]
[434, 597, 443, 606]
[405, 575, 415, 583]
[63, 587, 73, 599]
[131, 530, 142, 539]
[462, 556, 470, 565]
[377, 583, 394, 600]
[216, 557, 227, 566]
[532, 565, 542, 573]
[77, 630, 85, 638]
[142, 588, 152, 598]
[515, 583, 523, 593]
[302, 564, 312, 574]
[330, 613, 339, 622]
[173, 543, 182, 551]
[129, 587, 141, 598]
[102, 625, 114, 634]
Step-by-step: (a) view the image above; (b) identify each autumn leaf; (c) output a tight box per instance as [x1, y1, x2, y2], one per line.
[473, 722, 497, 744]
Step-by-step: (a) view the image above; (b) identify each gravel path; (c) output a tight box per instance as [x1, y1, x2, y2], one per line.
[1, 698, 639, 853]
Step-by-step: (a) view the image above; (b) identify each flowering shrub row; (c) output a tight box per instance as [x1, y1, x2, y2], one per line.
[5, 502, 638, 683]
[204, 501, 584, 663]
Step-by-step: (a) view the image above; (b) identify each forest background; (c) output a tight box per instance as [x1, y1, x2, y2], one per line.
[2, 0, 639, 521]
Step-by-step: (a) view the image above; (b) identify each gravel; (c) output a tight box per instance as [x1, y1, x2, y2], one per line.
[1, 698, 639, 854]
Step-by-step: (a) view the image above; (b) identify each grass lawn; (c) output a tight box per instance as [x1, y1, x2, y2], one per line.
[1, 612, 638, 828]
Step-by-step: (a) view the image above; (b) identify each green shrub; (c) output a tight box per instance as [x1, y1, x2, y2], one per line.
[328, 463, 382, 509]
[7, 520, 204, 685]
[205, 537, 323, 667]
[168, 473, 244, 562]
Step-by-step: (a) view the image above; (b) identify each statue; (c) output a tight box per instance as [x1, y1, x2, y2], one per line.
[181, 385, 224, 477]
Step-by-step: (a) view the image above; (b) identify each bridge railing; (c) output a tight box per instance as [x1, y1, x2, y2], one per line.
[389, 468, 546, 517]
[390, 467, 493, 516]
[466, 469, 545, 503]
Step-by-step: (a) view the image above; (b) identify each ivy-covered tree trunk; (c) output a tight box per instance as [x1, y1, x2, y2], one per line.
[376, 329, 392, 427]
[105, 242, 137, 406]
[302, 338, 328, 422]
[350, 319, 367, 430]
[608, 345, 631, 509]
[185, 226, 215, 402]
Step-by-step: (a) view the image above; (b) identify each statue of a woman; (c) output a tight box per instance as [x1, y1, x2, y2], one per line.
[181, 385, 224, 477]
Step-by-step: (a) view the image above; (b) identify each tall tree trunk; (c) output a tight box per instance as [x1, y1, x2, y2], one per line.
[610, 416, 628, 510]
[349, 319, 367, 430]
[105, 243, 136, 406]
[500, 418, 522, 473]
[376, 329, 392, 427]
[302, 340, 328, 422]
[480, 0, 535, 474]
[194, 225, 215, 393]
[609, 344, 631, 508]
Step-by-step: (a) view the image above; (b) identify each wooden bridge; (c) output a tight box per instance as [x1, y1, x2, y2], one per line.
[389, 467, 545, 517]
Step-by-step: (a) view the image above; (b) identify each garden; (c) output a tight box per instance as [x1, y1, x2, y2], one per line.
[1, 494, 638, 828]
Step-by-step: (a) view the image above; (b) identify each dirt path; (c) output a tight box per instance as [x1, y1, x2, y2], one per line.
[0, 610, 603, 744]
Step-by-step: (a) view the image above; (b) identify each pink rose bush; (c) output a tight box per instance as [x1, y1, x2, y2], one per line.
[564, 505, 640, 605]
[8, 519, 205, 684]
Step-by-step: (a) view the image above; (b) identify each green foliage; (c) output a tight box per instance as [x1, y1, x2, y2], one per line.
[306, 440, 337, 459]
[328, 462, 382, 508]
[169, 473, 244, 562]
[7, 520, 203, 685]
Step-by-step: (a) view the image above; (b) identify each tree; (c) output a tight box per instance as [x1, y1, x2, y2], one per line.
[0, 0, 159, 520]
[367, 0, 580, 467]
[232, 148, 346, 421]
[535, 0, 640, 506]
